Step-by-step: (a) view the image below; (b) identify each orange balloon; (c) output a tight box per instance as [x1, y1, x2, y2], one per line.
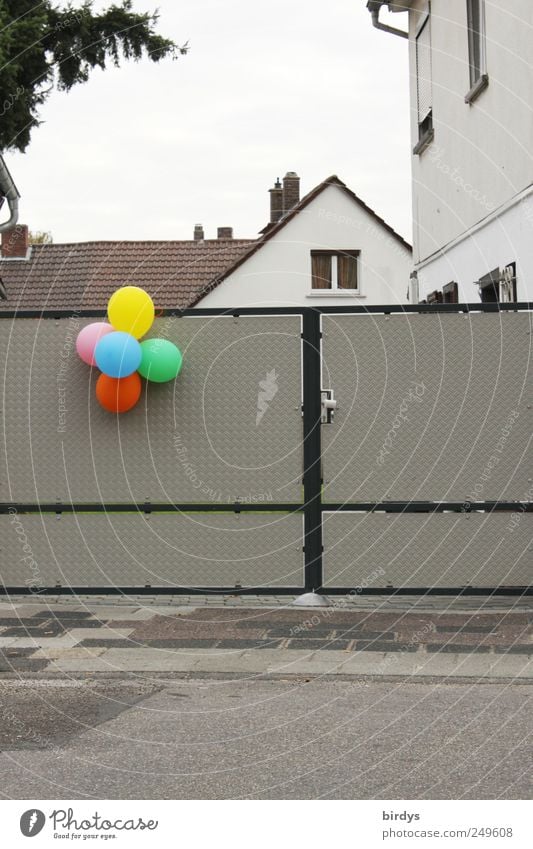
[96, 372, 141, 413]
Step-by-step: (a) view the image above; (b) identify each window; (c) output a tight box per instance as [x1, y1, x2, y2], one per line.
[413, 8, 433, 154]
[443, 281, 459, 303]
[478, 269, 499, 302]
[311, 251, 359, 291]
[477, 264, 517, 302]
[466, 0, 488, 102]
[500, 263, 517, 302]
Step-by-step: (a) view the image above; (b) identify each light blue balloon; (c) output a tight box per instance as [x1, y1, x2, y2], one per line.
[94, 331, 142, 378]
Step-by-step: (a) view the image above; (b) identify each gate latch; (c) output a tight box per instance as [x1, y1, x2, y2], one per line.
[321, 389, 337, 424]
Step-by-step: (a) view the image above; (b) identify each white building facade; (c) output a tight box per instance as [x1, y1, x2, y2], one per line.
[369, 0, 533, 303]
[200, 176, 412, 308]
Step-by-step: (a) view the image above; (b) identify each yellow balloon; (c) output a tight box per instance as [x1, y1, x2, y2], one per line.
[107, 286, 154, 339]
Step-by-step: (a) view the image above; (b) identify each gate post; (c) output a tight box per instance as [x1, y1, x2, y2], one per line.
[302, 308, 323, 591]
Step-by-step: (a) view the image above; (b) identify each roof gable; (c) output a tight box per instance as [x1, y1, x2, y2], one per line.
[198, 175, 412, 298]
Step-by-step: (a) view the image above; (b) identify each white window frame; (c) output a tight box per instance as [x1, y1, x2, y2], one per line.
[309, 250, 361, 294]
[413, 6, 434, 154]
[465, 0, 488, 103]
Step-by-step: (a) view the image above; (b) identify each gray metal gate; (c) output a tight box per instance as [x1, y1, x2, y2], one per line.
[0, 304, 531, 593]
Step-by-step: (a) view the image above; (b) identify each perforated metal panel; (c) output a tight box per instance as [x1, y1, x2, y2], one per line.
[322, 313, 533, 502]
[323, 511, 532, 588]
[0, 315, 303, 503]
[0, 511, 304, 588]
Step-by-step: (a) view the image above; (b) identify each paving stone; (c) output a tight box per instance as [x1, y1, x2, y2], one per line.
[79, 638, 219, 649]
[32, 647, 108, 659]
[47, 619, 104, 629]
[355, 641, 418, 652]
[144, 639, 219, 649]
[78, 639, 137, 648]
[435, 625, 499, 633]
[266, 627, 335, 638]
[426, 643, 492, 653]
[215, 639, 283, 650]
[0, 647, 38, 659]
[0, 617, 41, 626]
[68, 627, 134, 641]
[6, 635, 80, 649]
[335, 629, 397, 640]
[1, 623, 65, 637]
[288, 639, 352, 651]
[0, 658, 49, 672]
[29, 610, 94, 620]
[493, 645, 532, 654]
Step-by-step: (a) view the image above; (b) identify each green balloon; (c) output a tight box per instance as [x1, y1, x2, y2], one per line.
[138, 339, 183, 383]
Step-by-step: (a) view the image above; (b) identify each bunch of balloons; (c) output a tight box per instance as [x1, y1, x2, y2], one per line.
[75, 286, 183, 413]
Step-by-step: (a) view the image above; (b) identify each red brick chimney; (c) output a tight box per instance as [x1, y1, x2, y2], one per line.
[1, 223, 29, 258]
[217, 227, 233, 240]
[269, 178, 283, 224]
[282, 172, 300, 214]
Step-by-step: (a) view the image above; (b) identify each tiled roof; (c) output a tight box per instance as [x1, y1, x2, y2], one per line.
[0, 238, 254, 312]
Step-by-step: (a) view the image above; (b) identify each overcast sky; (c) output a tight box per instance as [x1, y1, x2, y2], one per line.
[8, 0, 411, 243]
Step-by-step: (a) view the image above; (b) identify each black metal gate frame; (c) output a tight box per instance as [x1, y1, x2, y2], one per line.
[1, 302, 532, 596]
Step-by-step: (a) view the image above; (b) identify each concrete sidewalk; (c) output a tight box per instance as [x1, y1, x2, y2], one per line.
[0, 593, 531, 680]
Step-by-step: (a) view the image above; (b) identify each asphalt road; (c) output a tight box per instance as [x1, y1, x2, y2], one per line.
[0, 675, 531, 799]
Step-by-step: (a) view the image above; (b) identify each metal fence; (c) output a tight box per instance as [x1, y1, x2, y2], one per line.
[1, 303, 531, 594]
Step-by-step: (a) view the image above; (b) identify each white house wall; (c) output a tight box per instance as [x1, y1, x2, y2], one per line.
[417, 186, 533, 301]
[407, 0, 533, 269]
[199, 184, 412, 308]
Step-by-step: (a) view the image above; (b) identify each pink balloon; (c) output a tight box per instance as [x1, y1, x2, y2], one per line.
[76, 322, 114, 366]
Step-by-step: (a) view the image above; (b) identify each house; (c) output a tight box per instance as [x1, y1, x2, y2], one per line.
[365, 1, 533, 303]
[0, 172, 411, 311]
[199, 173, 411, 307]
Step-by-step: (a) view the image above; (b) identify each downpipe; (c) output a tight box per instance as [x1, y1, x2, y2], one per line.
[367, 1, 408, 39]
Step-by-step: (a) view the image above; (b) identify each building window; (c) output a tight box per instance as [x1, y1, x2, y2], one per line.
[311, 250, 359, 291]
[500, 262, 517, 302]
[443, 281, 459, 303]
[413, 8, 434, 154]
[477, 264, 516, 302]
[465, 0, 488, 102]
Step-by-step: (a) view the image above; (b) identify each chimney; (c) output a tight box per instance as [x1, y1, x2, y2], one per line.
[217, 227, 233, 240]
[1, 223, 29, 258]
[282, 171, 300, 214]
[193, 223, 204, 241]
[269, 178, 283, 224]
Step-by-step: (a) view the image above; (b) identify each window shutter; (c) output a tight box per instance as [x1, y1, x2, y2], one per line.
[467, 0, 483, 85]
[416, 17, 432, 124]
[311, 253, 332, 289]
[337, 254, 358, 289]
[443, 281, 459, 303]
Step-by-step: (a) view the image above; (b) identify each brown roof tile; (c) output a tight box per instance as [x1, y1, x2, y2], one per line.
[0, 238, 254, 312]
